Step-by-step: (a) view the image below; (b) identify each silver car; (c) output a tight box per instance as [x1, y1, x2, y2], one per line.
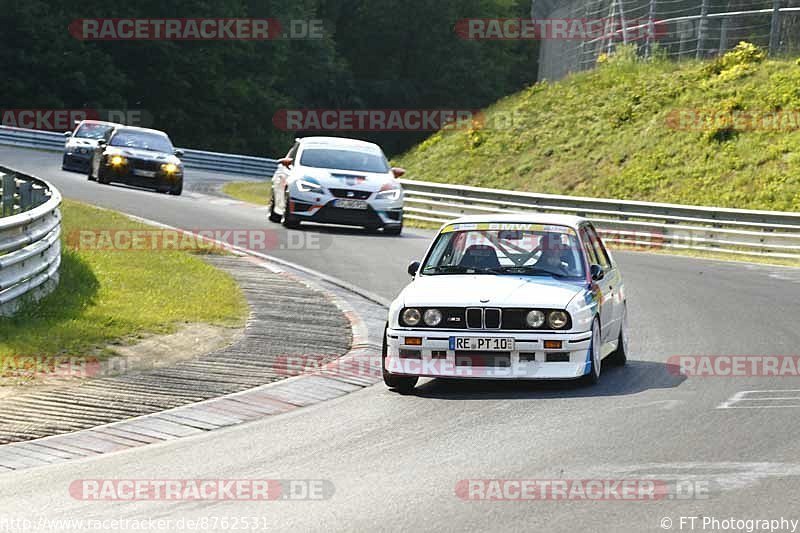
[62, 120, 120, 172]
[269, 137, 405, 235]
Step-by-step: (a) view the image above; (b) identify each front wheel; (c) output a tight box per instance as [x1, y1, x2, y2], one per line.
[382, 323, 418, 392]
[282, 188, 300, 229]
[268, 188, 282, 223]
[97, 165, 111, 185]
[170, 180, 183, 196]
[581, 319, 602, 385]
[384, 223, 403, 236]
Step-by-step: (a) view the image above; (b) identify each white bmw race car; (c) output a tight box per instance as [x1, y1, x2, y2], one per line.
[383, 214, 628, 391]
[269, 136, 405, 235]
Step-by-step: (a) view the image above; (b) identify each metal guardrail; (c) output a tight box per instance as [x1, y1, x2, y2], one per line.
[397, 179, 800, 261]
[0, 125, 277, 178]
[0, 165, 62, 316]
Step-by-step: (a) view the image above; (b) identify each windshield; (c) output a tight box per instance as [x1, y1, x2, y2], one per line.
[109, 130, 174, 153]
[422, 225, 586, 279]
[299, 147, 389, 173]
[73, 123, 113, 140]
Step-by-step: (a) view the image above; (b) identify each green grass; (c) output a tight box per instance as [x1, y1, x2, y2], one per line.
[393, 43, 800, 212]
[223, 181, 271, 205]
[0, 200, 248, 363]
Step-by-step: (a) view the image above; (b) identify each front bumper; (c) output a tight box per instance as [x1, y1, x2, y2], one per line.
[107, 165, 182, 189]
[289, 188, 403, 228]
[63, 150, 92, 170]
[385, 328, 593, 379]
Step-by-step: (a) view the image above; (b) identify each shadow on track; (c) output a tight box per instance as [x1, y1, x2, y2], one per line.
[407, 360, 685, 400]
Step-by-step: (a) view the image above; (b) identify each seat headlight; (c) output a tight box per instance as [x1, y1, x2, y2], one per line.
[423, 308, 443, 327]
[109, 155, 126, 166]
[375, 185, 402, 201]
[297, 178, 325, 194]
[526, 310, 546, 328]
[547, 310, 569, 330]
[402, 308, 422, 327]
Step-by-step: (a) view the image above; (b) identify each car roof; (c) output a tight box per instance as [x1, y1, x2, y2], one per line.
[76, 120, 119, 127]
[443, 213, 589, 230]
[298, 136, 382, 151]
[111, 126, 170, 137]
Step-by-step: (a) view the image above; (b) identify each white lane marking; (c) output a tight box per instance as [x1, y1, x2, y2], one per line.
[594, 462, 800, 492]
[718, 389, 800, 409]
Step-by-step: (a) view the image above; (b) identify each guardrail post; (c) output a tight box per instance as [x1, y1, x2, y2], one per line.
[18, 181, 32, 212]
[31, 186, 46, 208]
[2, 173, 15, 217]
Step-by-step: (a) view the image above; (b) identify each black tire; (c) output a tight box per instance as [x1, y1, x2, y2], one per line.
[87, 158, 96, 181]
[170, 180, 183, 196]
[606, 307, 628, 366]
[97, 165, 111, 185]
[282, 188, 301, 229]
[382, 323, 418, 392]
[268, 189, 282, 223]
[384, 223, 403, 236]
[581, 319, 602, 386]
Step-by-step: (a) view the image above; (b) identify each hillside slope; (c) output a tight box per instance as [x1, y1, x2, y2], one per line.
[394, 43, 800, 212]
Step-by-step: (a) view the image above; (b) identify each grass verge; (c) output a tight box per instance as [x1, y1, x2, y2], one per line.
[222, 181, 270, 205]
[0, 199, 248, 364]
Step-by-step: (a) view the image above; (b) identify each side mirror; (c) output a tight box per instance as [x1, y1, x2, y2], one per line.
[391, 167, 406, 178]
[407, 261, 420, 277]
[97, 139, 107, 146]
[174, 149, 184, 158]
[63, 131, 72, 138]
[279, 157, 293, 168]
[590, 264, 605, 281]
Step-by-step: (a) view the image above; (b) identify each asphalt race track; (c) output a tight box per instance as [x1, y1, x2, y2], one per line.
[3, 145, 800, 532]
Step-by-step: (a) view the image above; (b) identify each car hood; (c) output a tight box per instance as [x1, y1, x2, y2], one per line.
[105, 147, 180, 165]
[400, 275, 586, 309]
[297, 166, 394, 190]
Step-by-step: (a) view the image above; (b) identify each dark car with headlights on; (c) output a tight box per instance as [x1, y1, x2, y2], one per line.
[88, 126, 184, 195]
[62, 120, 119, 172]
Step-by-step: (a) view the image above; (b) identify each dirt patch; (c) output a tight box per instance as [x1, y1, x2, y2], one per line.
[0, 322, 243, 399]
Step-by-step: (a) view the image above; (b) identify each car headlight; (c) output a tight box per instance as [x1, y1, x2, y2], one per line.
[297, 178, 325, 194]
[161, 163, 180, 174]
[547, 310, 569, 329]
[526, 310, 546, 328]
[423, 308, 443, 327]
[109, 155, 126, 166]
[401, 308, 421, 327]
[375, 184, 402, 201]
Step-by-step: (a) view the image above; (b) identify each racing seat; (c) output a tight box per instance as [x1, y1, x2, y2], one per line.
[459, 245, 501, 270]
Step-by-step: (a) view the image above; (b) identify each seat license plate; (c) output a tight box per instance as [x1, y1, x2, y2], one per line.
[334, 199, 368, 210]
